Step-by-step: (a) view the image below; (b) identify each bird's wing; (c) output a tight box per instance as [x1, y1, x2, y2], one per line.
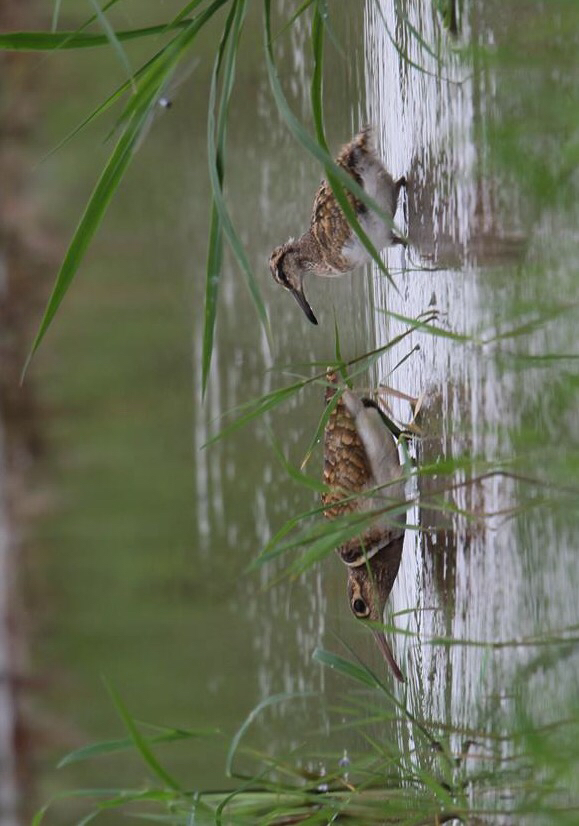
[322, 374, 373, 519]
[309, 148, 365, 267]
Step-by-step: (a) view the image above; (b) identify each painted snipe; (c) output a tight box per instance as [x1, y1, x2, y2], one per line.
[323, 372, 407, 682]
[269, 127, 406, 325]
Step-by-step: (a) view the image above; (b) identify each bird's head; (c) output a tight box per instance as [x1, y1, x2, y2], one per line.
[346, 536, 405, 682]
[269, 241, 318, 325]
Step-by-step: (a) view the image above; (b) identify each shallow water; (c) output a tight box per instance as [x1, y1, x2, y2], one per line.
[365, 0, 579, 803]
[7, 0, 578, 821]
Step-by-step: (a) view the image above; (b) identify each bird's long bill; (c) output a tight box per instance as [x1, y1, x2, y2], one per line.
[372, 630, 405, 683]
[290, 285, 318, 325]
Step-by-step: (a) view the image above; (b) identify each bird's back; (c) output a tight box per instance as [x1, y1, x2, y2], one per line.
[322, 373, 404, 566]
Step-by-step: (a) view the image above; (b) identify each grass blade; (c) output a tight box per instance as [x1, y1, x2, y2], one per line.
[226, 692, 314, 777]
[202, 1, 244, 395]
[207, 4, 270, 353]
[88, 0, 134, 88]
[22, 98, 157, 376]
[0, 24, 188, 51]
[57, 725, 215, 768]
[103, 677, 182, 792]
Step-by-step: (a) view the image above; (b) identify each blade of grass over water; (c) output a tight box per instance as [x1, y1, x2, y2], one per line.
[203, 0, 248, 395]
[57, 723, 217, 768]
[103, 677, 183, 792]
[168, 0, 211, 29]
[88, 0, 134, 88]
[206, 2, 271, 361]
[226, 692, 315, 778]
[0, 24, 189, 51]
[22, 105, 155, 377]
[204, 327, 424, 448]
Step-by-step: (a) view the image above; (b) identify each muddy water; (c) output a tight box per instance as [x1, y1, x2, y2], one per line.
[7, 0, 577, 820]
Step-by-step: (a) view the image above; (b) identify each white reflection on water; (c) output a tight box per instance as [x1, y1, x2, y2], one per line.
[364, 0, 577, 758]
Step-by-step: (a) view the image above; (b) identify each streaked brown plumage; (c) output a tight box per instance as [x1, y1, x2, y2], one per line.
[269, 127, 406, 325]
[323, 372, 406, 681]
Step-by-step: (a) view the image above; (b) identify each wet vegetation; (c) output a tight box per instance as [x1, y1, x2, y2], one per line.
[0, 0, 577, 824]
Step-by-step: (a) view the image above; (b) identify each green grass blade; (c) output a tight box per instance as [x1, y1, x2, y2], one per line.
[300, 382, 340, 470]
[202, 204, 224, 395]
[206, 5, 270, 352]
[88, 0, 134, 88]
[0, 24, 188, 51]
[168, 0, 209, 28]
[313, 648, 383, 689]
[226, 692, 314, 777]
[103, 677, 182, 792]
[202, 1, 243, 395]
[268, 431, 328, 493]
[22, 102, 154, 376]
[39, 45, 174, 164]
[202, 384, 299, 447]
[275, 0, 316, 39]
[310, 4, 329, 152]
[57, 725, 214, 768]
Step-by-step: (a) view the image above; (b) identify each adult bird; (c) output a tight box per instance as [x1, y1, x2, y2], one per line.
[323, 372, 407, 681]
[269, 127, 406, 325]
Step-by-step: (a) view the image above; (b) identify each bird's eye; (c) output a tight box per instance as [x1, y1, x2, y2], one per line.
[352, 598, 369, 617]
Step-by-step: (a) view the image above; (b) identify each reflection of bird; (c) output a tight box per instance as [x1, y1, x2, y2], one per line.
[323, 373, 406, 681]
[269, 127, 406, 325]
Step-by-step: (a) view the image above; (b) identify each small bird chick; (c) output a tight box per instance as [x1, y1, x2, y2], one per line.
[323, 373, 406, 681]
[269, 127, 406, 325]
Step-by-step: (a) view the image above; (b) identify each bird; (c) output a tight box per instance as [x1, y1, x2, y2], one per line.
[269, 127, 406, 325]
[322, 372, 407, 682]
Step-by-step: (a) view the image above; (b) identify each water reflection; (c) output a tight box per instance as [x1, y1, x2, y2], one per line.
[322, 373, 406, 681]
